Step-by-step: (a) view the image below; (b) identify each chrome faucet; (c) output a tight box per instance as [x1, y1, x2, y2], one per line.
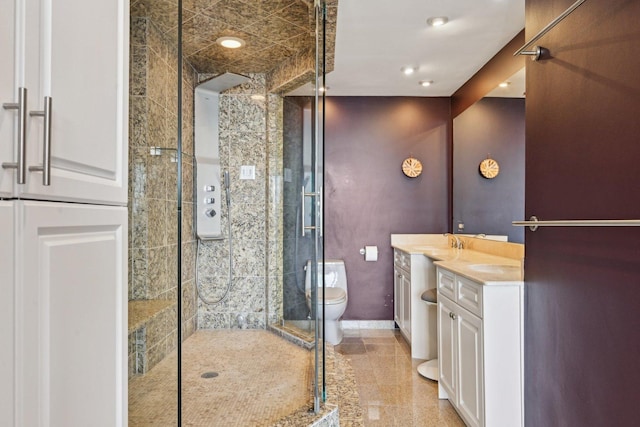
[444, 233, 463, 249]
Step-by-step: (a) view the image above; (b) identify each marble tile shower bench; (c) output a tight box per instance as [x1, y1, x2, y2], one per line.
[128, 299, 177, 378]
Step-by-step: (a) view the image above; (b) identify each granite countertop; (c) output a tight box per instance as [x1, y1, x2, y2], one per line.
[392, 243, 524, 285]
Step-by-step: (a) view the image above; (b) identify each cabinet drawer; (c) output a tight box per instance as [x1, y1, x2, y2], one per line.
[438, 268, 455, 301]
[457, 276, 483, 318]
[394, 249, 411, 271]
[394, 249, 402, 265]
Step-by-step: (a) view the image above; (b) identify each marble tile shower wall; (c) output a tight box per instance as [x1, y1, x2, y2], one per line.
[128, 16, 198, 363]
[196, 74, 285, 329]
[267, 93, 284, 325]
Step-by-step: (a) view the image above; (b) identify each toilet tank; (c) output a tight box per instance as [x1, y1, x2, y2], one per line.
[305, 259, 347, 292]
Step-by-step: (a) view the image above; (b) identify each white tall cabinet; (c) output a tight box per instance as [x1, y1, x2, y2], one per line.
[1, 0, 128, 425]
[0, 202, 15, 424]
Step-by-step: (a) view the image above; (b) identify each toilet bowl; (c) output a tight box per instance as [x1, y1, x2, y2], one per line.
[305, 259, 348, 345]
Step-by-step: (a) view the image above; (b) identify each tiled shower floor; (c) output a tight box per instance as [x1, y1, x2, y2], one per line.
[129, 330, 312, 426]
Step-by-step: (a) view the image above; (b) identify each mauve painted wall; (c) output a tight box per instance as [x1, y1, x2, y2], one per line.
[453, 97, 525, 243]
[324, 97, 450, 320]
[525, 0, 640, 425]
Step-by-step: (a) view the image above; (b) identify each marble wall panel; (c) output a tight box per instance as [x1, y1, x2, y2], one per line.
[130, 248, 148, 300]
[198, 309, 230, 329]
[181, 241, 196, 282]
[231, 240, 266, 277]
[147, 246, 168, 298]
[129, 98, 148, 147]
[196, 275, 231, 309]
[230, 203, 265, 240]
[129, 10, 197, 346]
[228, 277, 266, 313]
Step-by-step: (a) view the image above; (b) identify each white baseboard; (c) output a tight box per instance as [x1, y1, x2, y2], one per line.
[341, 320, 396, 330]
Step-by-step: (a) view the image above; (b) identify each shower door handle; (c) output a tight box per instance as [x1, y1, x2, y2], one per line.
[318, 186, 323, 237]
[301, 186, 317, 236]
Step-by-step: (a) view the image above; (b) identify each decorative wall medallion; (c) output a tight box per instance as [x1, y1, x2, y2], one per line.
[479, 157, 500, 179]
[402, 157, 423, 178]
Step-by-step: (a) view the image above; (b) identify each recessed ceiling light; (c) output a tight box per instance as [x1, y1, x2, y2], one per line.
[419, 80, 433, 87]
[251, 94, 265, 101]
[401, 66, 417, 76]
[499, 81, 511, 88]
[216, 36, 246, 49]
[427, 16, 449, 27]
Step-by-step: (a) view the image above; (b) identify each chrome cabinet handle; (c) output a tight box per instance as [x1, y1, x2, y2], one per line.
[28, 96, 52, 186]
[2, 87, 27, 184]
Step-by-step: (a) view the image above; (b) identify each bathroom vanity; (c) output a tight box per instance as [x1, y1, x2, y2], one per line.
[391, 234, 524, 427]
[436, 265, 523, 427]
[393, 248, 437, 360]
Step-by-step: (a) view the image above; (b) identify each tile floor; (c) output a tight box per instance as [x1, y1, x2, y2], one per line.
[335, 329, 465, 427]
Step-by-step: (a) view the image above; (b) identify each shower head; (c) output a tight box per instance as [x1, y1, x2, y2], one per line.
[197, 72, 250, 93]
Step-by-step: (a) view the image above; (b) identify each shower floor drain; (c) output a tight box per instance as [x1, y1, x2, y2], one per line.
[201, 372, 219, 379]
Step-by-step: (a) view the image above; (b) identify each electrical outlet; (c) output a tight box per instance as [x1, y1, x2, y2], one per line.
[240, 165, 255, 180]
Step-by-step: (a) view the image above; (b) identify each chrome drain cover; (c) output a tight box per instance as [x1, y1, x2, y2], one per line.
[201, 372, 219, 379]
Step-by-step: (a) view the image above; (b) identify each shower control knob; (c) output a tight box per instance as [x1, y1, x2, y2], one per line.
[204, 209, 217, 218]
[204, 197, 215, 204]
[204, 185, 215, 192]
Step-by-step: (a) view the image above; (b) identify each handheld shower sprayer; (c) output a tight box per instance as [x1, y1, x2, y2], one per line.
[223, 170, 231, 206]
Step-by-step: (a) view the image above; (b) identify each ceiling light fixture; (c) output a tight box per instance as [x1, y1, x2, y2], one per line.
[319, 86, 329, 93]
[401, 66, 417, 76]
[216, 36, 246, 49]
[419, 80, 433, 87]
[427, 16, 449, 27]
[499, 81, 511, 88]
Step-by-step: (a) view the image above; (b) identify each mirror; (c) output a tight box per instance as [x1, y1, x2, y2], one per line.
[452, 68, 526, 243]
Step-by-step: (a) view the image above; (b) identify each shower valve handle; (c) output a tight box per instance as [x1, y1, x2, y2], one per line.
[205, 209, 217, 218]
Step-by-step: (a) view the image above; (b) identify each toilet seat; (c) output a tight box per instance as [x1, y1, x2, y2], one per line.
[306, 287, 347, 305]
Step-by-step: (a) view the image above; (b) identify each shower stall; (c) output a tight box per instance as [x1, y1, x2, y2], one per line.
[127, 0, 333, 424]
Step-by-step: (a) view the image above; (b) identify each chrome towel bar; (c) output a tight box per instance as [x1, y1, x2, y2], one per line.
[513, 216, 640, 231]
[514, 0, 588, 60]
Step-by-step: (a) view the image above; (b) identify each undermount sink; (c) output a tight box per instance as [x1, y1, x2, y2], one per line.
[465, 264, 520, 274]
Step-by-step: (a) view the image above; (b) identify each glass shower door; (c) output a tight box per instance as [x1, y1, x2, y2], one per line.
[312, 0, 327, 410]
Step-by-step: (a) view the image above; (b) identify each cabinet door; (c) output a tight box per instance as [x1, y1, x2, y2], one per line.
[438, 296, 457, 402]
[402, 273, 411, 338]
[19, 0, 128, 205]
[0, 202, 15, 423]
[0, 0, 17, 197]
[457, 308, 484, 427]
[17, 201, 127, 426]
[394, 266, 401, 326]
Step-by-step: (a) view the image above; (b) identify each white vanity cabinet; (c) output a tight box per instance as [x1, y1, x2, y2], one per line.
[393, 249, 437, 360]
[437, 267, 523, 427]
[393, 249, 412, 339]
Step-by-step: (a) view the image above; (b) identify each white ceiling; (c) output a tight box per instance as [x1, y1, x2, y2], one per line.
[289, 0, 524, 97]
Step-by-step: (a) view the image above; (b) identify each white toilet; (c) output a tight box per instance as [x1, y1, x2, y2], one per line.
[305, 259, 348, 345]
